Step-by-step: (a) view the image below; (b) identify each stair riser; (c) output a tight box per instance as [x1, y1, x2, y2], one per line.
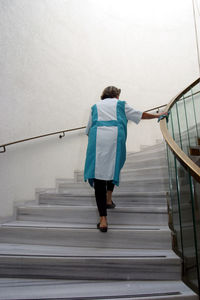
[0, 228, 171, 249]
[0, 256, 181, 281]
[16, 208, 168, 226]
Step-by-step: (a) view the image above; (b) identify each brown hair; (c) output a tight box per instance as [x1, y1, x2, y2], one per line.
[101, 86, 121, 100]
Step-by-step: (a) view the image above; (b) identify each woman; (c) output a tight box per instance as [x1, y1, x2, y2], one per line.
[84, 86, 166, 232]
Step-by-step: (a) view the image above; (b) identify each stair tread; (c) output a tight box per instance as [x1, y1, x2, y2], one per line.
[77, 166, 168, 173]
[60, 177, 169, 183]
[0, 279, 197, 300]
[1, 220, 170, 231]
[58, 189, 168, 194]
[0, 243, 177, 258]
[16, 205, 168, 226]
[17, 205, 168, 213]
[40, 191, 167, 197]
[127, 147, 166, 155]
[125, 155, 166, 162]
[39, 198, 167, 207]
[0, 222, 172, 251]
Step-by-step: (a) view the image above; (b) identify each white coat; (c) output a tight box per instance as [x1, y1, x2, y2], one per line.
[84, 98, 142, 186]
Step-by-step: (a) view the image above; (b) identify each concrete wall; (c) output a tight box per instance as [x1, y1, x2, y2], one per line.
[0, 0, 199, 218]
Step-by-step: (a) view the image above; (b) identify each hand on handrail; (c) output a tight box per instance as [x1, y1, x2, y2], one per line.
[157, 112, 170, 123]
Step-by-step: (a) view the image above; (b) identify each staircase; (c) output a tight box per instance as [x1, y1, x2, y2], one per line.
[0, 142, 198, 299]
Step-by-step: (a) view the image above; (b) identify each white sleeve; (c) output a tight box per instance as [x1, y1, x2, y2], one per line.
[85, 110, 92, 135]
[125, 103, 143, 124]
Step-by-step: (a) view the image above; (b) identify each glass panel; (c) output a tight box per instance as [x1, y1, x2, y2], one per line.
[167, 146, 182, 254]
[167, 110, 173, 137]
[176, 99, 188, 153]
[191, 178, 200, 290]
[171, 106, 180, 146]
[166, 80, 200, 293]
[176, 160, 198, 289]
[166, 147, 172, 212]
[175, 103, 183, 149]
[184, 96, 197, 147]
[192, 90, 200, 137]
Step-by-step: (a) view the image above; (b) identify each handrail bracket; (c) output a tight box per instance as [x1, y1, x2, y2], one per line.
[59, 132, 65, 139]
[0, 146, 6, 153]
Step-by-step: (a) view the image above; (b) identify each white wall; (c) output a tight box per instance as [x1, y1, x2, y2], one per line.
[0, 0, 199, 218]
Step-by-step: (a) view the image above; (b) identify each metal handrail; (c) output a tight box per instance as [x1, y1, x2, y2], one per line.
[144, 103, 167, 112]
[0, 126, 86, 153]
[0, 104, 167, 153]
[160, 78, 200, 183]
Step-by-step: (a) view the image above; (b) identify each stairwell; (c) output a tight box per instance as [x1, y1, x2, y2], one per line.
[0, 142, 198, 299]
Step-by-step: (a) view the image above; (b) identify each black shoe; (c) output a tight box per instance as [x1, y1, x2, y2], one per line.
[97, 222, 108, 233]
[106, 201, 116, 209]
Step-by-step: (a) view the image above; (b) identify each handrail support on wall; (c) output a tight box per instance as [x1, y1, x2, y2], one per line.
[0, 146, 6, 153]
[59, 132, 66, 139]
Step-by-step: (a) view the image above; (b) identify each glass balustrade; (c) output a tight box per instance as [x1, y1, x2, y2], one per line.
[166, 79, 200, 294]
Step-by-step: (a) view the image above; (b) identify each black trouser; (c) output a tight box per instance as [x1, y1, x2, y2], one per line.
[94, 179, 115, 216]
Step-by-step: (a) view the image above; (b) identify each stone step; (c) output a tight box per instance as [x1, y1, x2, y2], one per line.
[0, 222, 172, 249]
[74, 166, 168, 183]
[125, 166, 168, 175]
[58, 179, 169, 188]
[52, 183, 168, 197]
[126, 149, 166, 161]
[0, 279, 197, 300]
[139, 141, 165, 149]
[124, 156, 167, 168]
[0, 244, 181, 280]
[0, 243, 176, 257]
[39, 191, 167, 207]
[128, 142, 165, 154]
[58, 178, 169, 193]
[16, 205, 168, 226]
[121, 166, 168, 179]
